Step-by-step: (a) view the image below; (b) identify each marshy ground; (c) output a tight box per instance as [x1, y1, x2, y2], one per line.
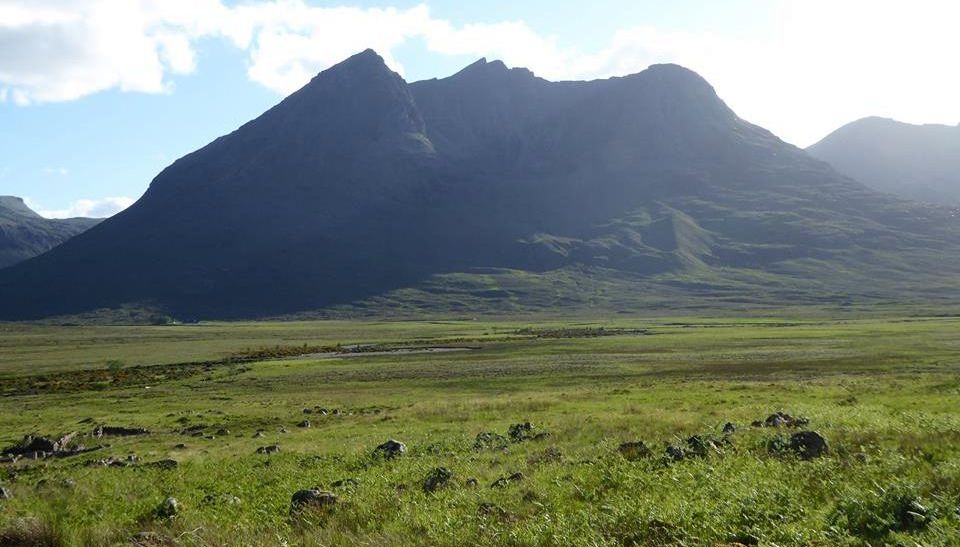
[1, 314, 960, 545]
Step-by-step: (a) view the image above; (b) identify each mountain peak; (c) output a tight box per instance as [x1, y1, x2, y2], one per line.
[0, 196, 40, 218]
[634, 63, 715, 91]
[451, 57, 534, 81]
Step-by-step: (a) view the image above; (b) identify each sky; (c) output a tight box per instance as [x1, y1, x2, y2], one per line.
[2, 0, 959, 218]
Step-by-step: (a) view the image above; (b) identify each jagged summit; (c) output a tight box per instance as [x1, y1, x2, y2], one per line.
[449, 57, 534, 80]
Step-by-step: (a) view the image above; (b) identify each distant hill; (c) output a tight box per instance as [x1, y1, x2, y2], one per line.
[808, 117, 960, 204]
[1, 50, 959, 320]
[0, 196, 100, 270]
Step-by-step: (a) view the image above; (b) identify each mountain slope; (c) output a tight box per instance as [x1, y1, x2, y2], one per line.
[808, 117, 960, 204]
[0, 196, 100, 270]
[1, 51, 959, 320]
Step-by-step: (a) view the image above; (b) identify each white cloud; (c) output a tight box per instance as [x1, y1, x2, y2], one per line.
[42, 166, 69, 176]
[1, 0, 959, 144]
[32, 196, 135, 219]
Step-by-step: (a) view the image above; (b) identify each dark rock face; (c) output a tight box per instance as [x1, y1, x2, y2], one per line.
[3, 51, 960, 319]
[0, 196, 100, 270]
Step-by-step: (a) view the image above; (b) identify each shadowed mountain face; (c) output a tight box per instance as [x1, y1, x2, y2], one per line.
[2, 50, 959, 319]
[0, 196, 100, 270]
[808, 117, 960, 205]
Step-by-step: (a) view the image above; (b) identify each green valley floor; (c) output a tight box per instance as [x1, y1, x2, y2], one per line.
[1, 314, 960, 545]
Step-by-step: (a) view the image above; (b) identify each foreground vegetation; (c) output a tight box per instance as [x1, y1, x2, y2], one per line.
[1, 314, 960, 545]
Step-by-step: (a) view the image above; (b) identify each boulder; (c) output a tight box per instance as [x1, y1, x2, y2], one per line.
[156, 497, 179, 518]
[290, 489, 337, 514]
[473, 432, 508, 450]
[617, 441, 651, 461]
[423, 467, 453, 493]
[373, 439, 406, 459]
[788, 431, 828, 459]
[508, 422, 536, 443]
[665, 445, 685, 461]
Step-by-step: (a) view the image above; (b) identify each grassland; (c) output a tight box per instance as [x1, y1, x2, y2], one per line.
[1, 314, 960, 545]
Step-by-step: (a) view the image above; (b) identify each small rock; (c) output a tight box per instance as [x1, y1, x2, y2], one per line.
[373, 439, 406, 459]
[507, 422, 536, 443]
[297, 420, 311, 428]
[149, 459, 179, 470]
[203, 493, 241, 505]
[93, 425, 149, 438]
[686, 435, 722, 457]
[0, 486, 11, 499]
[491, 472, 524, 488]
[477, 502, 508, 518]
[253, 431, 265, 438]
[156, 497, 179, 518]
[788, 431, 828, 459]
[722, 422, 737, 434]
[302, 408, 313, 414]
[215, 428, 230, 436]
[765, 413, 788, 427]
[423, 467, 453, 493]
[473, 432, 508, 451]
[279, 427, 288, 434]
[665, 445, 685, 461]
[617, 441, 651, 461]
[256, 445, 280, 455]
[132, 531, 162, 546]
[466, 478, 479, 487]
[290, 489, 337, 514]
[173, 443, 187, 449]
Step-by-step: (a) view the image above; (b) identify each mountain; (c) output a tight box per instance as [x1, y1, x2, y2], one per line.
[808, 117, 960, 204]
[0, 196, 100, 270]
[1, 50, 959, 320]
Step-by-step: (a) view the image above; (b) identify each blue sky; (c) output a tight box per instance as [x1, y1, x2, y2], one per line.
[1, 0, 958, 217]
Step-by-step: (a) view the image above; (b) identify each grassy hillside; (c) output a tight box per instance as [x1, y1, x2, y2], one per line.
[2, 315, 960, 545]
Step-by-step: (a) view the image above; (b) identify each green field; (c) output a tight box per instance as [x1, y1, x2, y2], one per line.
[2, 314, 960, 545]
